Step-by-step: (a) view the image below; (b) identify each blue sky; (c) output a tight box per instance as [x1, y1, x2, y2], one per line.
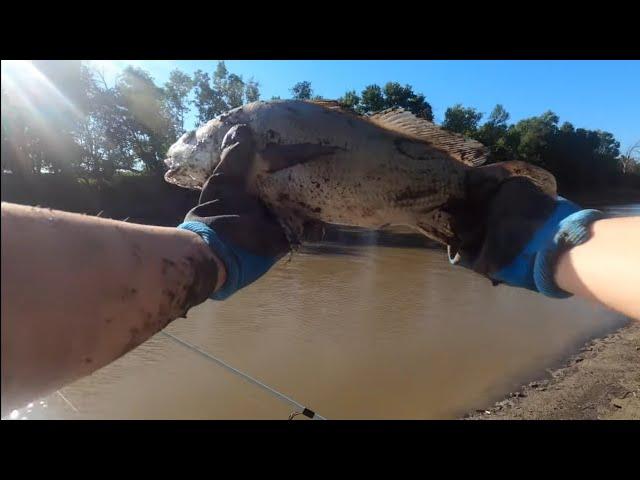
[90, 60, 640, 153]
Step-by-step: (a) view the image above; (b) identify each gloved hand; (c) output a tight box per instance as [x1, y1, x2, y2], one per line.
[177, 125, 290, 300]
[448, 177, 606, 298]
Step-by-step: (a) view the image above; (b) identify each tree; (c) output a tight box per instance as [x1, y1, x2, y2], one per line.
[74, 64, 122, 179]
[192, 62, 261, 124]
[358, 84, 385, 113]
[164, 69, 193, 135]
[619, 141, 640, 175]
[507, 111, 622, 190]
[353, 82, 433, 120]
[192, 70, 226, 125]
[338, 90, 360, 110]
[510, 110, 560, 167]
[486, 104, 510, 127]
[383, 82, 433, 120]
[225, 73, 245, 109]
[104, 66, 174, 175]
[442, 104, 483, 137]
[1, 86, 32, 176]
[291, 81, 313, 100]
[475, 104, 512, 163]
[0, 61, 86, 177]
[245, 79, 260, 103]
[213, 61, 229, 93]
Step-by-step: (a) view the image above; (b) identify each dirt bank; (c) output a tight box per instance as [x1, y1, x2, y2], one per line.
[464, 321, 640, 420]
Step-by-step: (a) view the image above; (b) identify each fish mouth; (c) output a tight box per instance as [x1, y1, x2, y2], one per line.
[164, 165, 207, 190]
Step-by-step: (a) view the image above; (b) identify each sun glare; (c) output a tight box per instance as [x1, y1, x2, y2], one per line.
[1, 60, 86, 174]
[1, 60, 36, 79]
[85, 60, 127, 79]
[2, 60, 83, 121]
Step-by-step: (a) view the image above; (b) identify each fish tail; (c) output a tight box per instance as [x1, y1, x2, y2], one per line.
[414, 161, 557, 250]
[467, 161, 557, 196]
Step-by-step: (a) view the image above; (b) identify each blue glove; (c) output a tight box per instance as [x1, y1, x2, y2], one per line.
[449, 177, 606, 298]
[490, 199, 604, 297]
[178, 126, 290, 300]
[178, 219, 285, 300]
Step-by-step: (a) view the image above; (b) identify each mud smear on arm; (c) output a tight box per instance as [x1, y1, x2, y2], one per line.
[119, 238, 219, 357]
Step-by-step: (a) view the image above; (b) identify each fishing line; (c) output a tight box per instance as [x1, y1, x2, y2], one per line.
[121, 211, 323, 418]
[57, 390, 79, 413]
[160, 330, 326, 420]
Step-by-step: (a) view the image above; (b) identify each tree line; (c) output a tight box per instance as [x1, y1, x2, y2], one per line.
[1, 60, 638, 194]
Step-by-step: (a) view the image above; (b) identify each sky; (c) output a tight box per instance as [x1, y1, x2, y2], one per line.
[89, 60, 639, 153]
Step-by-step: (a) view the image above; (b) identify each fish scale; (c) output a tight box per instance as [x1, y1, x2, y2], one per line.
[164, 100, 557, 248]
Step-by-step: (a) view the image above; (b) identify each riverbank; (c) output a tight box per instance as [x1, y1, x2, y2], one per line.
[464, 320, 640, 420]
[2, 173, 639, 227]
[565, 186, 640, 207]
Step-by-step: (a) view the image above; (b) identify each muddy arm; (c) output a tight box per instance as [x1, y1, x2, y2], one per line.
[1, 202, 225, 416]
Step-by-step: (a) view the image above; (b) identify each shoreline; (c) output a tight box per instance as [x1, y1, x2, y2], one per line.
[463, 320, 640, 420]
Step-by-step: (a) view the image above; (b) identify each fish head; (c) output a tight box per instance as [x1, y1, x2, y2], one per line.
[164, 118, 231, 190]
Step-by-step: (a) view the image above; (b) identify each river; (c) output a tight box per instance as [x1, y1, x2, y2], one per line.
[7, 204, 638, 419]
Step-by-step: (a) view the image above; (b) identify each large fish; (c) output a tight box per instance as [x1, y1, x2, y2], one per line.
[164, 100, 556, 252]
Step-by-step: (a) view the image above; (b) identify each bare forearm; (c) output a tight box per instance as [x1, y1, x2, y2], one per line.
[1, 202, 225, 415]
[555, 216, 640, 320]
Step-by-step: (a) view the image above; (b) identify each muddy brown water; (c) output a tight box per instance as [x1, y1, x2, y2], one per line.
[6, 204, 638, 420]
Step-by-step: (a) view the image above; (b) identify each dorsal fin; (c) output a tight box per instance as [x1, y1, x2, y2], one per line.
[305, 99, 346, 110]
[368, 108, 489, 167]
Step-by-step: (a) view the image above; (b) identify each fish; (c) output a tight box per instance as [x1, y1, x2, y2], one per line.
[164, 99, 557, 251]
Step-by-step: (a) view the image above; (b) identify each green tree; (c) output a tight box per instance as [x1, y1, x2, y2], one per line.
[511, 111, 559, 167]
[225, 73, 245, 109]
[73, 63, 153, 180]
[213, 61, 229, 93]
[487, 104, 510, 127]
[0, 61, 86, 177]
[74, 64, 120, 179]
[500, 111, 622, 190]
[475, 104, 512, 163]
[106, 66, 174, 175]
[358, 84, 385, 113]
[353, 82, 433, 120]
[192, 70, 226, 124]
[192, 62, 260, 124]
[164, 69, 193, 135]
[291, 81, 313, 100]
[338, 90, 360, 110]
[245, 78, 260, 103]
[442, 104, 483, 137]
[383, 82, 433, 120]
[73, 63, 183, 180]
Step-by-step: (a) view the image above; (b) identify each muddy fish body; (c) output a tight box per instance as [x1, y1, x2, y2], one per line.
[165, 100, 556, 247]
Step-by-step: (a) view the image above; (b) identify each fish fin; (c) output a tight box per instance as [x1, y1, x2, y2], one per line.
[368, 108, 489, 167]
[305, 99, 347, 110]
[305, 99, 366, 119]
[259, 143, 346, 173]
[468, 160, 558, 196]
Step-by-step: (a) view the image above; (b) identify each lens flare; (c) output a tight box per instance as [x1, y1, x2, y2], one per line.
[1, 60, 86, 173]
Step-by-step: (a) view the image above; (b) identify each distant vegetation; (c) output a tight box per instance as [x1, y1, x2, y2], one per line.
[2, 61, 639, 206]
